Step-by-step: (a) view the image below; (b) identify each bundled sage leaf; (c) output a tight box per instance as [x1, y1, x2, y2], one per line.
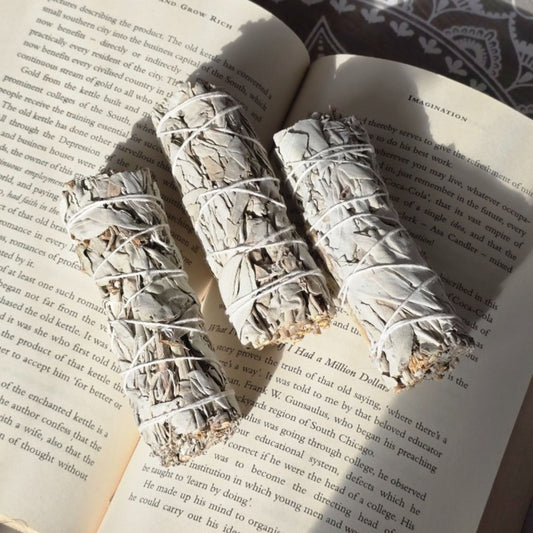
[61, 168, 241, 465]
[274, 113, 474, 390]
[152, 80, 334, 348]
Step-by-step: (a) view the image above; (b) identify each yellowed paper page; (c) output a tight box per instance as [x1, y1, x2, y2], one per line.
[0, 1, 309, 532]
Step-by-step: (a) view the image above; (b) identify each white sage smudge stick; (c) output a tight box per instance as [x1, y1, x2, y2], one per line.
[274, 113, 474, 390]
[152, 80, 334, 348]
[61, 168, 241, 465]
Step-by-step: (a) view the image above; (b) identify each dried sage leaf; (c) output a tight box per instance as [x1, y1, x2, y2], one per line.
[152, 80, 334, 348]
[61, 168, 241, 465]
[274, 113, 474, 390]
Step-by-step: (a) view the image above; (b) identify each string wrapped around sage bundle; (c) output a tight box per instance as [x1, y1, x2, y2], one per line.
[152, 80, 334, 349]
[273, 113, 474, 390]
[61, 168, 241, 465]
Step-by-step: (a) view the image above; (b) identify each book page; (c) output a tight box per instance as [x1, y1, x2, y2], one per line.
[0, 1, 309, 531]
[477, 380, 533, 533]
[98, 56, 532, 533]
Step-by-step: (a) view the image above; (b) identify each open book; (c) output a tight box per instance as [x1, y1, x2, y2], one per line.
[1, 1, 532, 532]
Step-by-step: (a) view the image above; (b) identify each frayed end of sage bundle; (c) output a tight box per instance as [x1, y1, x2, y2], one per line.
[274, 113, 474, 391]
[155, 413, 240, 466]
[61, 168, 241, 465]
[372, 317, 473, 392]
[152, 79, 334, 349]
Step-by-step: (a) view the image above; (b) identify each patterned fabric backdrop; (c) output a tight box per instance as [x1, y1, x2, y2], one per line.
[252, 0, 533, 118]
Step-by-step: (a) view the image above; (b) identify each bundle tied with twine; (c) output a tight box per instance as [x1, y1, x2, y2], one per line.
[274, 113, 474, 390]
[61, 168, 241, 465]
[152, 79, 334, 349]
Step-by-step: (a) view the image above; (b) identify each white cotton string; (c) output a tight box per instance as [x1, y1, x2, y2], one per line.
[283, 142, 396, 252]
[65, 194, 165, 234]
[65, 191, 169, 282]
[155, 93, 288, 255]
[316, 189, 392, 222]
[337, 239, 454, 359]
[91, 223, 169, 280]
[195, 176, 285, 227]
[206, 226, 305, 260]
[226, 268, 325, 321]
[124, 355, 208, 378]
[342, 261, 429, 280]
[117, 271, 187, 314]
[160, 123, 264, 156]
[311, 192, 389, 226]
[109, 291, 202, 391]
[138, 390, 235, 432]
[340, 262, 434, 312]
[338, 227, 406, 305]
[375, 313, 458, 361]
[169, 104, 241, 172]
[285, 143, 376, 196]
[285, 143, 370, 193]
[103, 266, 193, 368]
[120, 334, 157, 387]
[113, 316, 206, 389]
[119, 317, 206, 381]
[155, 91, 265, 174]
[156, 91, 229, 131]
[155, 90, 259, 147]
[155, 91, 232, 133]
[69, 191, 209, 389]
[314, 212, 399, 246]
[111, 318, 204, 334]
[287, 137, 454, 349]
[95, 268, 186, 285]
[156, 89, 329, 341]
[374, 272, 437, 357]
[193, 176, 296, 265]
